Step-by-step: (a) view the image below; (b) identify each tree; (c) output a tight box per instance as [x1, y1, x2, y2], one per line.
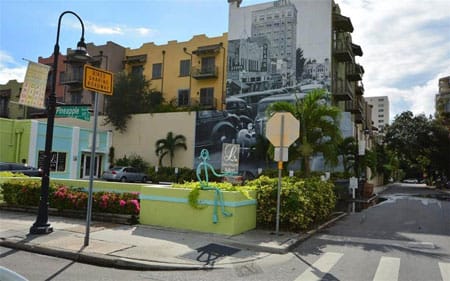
[268, 89, 342, 175]
[384, 111, 450, 181]
[155, 132, 187, 168]
[296, 48, 306, 81]
[104, 72, 160, 132]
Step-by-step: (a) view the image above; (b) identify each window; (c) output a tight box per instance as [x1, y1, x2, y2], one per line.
[179, 60, 191, 77]
[378, 109, 384, 112]
[378, 114, 384, 118]
[378, 119, 384, 124]
[200, 88, 214, 106]
[379, 104, 384, 107]
[201, 57, 215, 74]
[131, 65, 143, 76]
[152, 63, 162, 79]
[178, 89, 190, 106]
[38, 151, 67, 172]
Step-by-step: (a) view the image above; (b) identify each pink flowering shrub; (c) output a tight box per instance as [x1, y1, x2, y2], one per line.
[1, 180, 140, 215]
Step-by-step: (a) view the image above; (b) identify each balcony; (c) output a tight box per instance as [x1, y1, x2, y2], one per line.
[192, 66, 219, 80]
[345, 97, 363, 114]
[333, 38, 353, 62]
[60, 73, 83, 85]
[346, 63, 364, 81]
[333, 13, 354, 33]
[355, 112, 364, 124]
[333, 78, 354, 101]
[351, 43, 363, 57]
[355, 81, 364, 96]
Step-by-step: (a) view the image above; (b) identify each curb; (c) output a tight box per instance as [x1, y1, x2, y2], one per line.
[0, 238, 205, 271]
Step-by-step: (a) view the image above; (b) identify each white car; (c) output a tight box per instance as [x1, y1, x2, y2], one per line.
[402, 178, 419, 184]
[102, 166, 148, 183]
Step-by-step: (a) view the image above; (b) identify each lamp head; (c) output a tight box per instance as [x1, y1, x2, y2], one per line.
[71, 38, 91, 62]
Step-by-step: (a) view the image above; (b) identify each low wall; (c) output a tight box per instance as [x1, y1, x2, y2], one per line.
[1, 177, 257, 235]
[140, 185, 256, 235]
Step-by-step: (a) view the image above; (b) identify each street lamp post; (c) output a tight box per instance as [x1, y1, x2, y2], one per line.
[30, 11, 89, 234]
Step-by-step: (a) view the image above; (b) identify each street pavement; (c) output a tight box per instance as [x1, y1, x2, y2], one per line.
[0, 208, 346, 271]
[0, 183, 448, 274]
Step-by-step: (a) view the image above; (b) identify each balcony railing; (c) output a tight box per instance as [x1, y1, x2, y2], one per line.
[60, 73, 83, 85]
[345, 97, 364, 114]
[333, 38, 353, 62]
[333, 78, 354, 101]
[346, 63, 364, 81]
[191, 66, 218, 80]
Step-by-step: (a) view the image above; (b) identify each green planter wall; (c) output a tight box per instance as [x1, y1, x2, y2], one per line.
[139, 185, 256, 235]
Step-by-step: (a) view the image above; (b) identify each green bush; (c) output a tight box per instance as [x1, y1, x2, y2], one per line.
[115, 154, 149, 173]
[247, 176, 336, 231]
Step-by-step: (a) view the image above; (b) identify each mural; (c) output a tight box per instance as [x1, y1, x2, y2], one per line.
[195, 0, 332, 176]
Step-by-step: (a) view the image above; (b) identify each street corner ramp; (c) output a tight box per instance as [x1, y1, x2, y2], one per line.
[179, 243, 241, 265]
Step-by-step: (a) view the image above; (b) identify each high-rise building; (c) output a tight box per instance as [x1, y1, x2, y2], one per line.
[436, 76, 450, 127]
[365, 96, 390, 132]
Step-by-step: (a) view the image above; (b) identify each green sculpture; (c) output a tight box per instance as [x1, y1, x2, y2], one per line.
[196, 149, 235, 223]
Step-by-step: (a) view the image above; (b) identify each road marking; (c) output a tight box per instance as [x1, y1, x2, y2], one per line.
[373, 257, 400, 281]
[294, 252, 343, 281]
[439, 262, 450, 281]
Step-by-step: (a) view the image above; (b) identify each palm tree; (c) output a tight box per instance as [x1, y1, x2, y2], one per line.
[267, 89, 342, 176]
[155, 132, 187, 168]
[337, 136, 357, 177]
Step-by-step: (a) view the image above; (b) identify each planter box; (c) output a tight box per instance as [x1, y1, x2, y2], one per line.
[139, 185, 256, 235]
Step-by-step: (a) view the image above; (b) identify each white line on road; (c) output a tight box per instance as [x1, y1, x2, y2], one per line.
[294, 252, 343, 281]
[373, 257, 400, 281]
[439, 262, 450, 281]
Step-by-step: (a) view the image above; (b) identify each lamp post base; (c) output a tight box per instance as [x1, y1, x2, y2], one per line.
[29, 224, 53, 234]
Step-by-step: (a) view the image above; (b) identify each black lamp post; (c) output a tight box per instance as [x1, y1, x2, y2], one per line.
[30, 11, 89, 234]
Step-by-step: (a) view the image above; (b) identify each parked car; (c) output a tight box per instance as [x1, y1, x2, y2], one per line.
[102, 166, 148, 183]
[402, 178, 419, 184]
[0, 162, 43, 177]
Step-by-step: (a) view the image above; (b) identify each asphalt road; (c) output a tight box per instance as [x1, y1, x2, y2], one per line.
[1, 183, 449, 281]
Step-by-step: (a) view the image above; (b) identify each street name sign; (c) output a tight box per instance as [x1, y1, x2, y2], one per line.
[83, 65, 113, 95]
[56, 106, 90, 121]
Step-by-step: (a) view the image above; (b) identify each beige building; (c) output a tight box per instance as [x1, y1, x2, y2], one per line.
[124, 33, 228, 110]
[365, 96, 390, 132]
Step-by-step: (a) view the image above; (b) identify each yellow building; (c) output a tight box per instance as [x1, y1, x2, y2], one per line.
[124, 33, 228, 111]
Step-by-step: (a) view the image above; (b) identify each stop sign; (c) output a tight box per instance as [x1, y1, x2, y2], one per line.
[266, 112, 300, 147]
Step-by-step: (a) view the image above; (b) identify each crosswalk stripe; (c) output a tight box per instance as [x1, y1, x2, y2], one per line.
[439, 262, 450, 281]
[294, 252, 343, 281]
[373, 257, 400, 281]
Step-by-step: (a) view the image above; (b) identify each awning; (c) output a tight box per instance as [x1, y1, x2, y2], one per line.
[123, 54, 147, 64]
[193, 44, 222, 55]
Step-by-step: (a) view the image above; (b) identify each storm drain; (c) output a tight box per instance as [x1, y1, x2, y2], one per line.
[180, 243, 241, 266]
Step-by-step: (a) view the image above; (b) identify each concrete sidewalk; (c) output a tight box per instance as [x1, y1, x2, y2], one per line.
[0, 210, 346, 270]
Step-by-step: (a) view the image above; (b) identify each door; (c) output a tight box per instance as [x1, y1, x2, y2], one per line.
[80, 153, 103, 179]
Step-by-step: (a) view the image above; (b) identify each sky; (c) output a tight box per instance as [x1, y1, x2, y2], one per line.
[1, 0, 450, 121]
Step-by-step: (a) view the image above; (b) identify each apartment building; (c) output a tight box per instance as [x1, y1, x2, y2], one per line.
[436, 76, 450, 122]
[365, 96, 390, 132]
[124, 33, 228, 111]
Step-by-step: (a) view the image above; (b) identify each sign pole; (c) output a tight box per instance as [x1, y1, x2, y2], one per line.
[84, 92, 99, 246]
[275, 114, 285, 235]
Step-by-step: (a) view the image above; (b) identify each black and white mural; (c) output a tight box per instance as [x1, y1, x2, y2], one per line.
[195, 0, 333, 176]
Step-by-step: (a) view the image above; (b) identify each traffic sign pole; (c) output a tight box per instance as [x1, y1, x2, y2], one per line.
[275, 115, 284, 235]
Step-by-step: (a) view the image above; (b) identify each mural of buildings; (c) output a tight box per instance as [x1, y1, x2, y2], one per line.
[436, 76, 450, 128]
[124, 33, 228, 111]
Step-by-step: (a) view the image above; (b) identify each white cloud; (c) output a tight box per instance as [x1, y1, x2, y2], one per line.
[85, 21, 157, 38]
[339, 0, 450, 117]
[0, 50, 26, 84]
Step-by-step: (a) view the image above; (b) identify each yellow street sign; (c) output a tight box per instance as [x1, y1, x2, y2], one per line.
[83, 65, 113, 95]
